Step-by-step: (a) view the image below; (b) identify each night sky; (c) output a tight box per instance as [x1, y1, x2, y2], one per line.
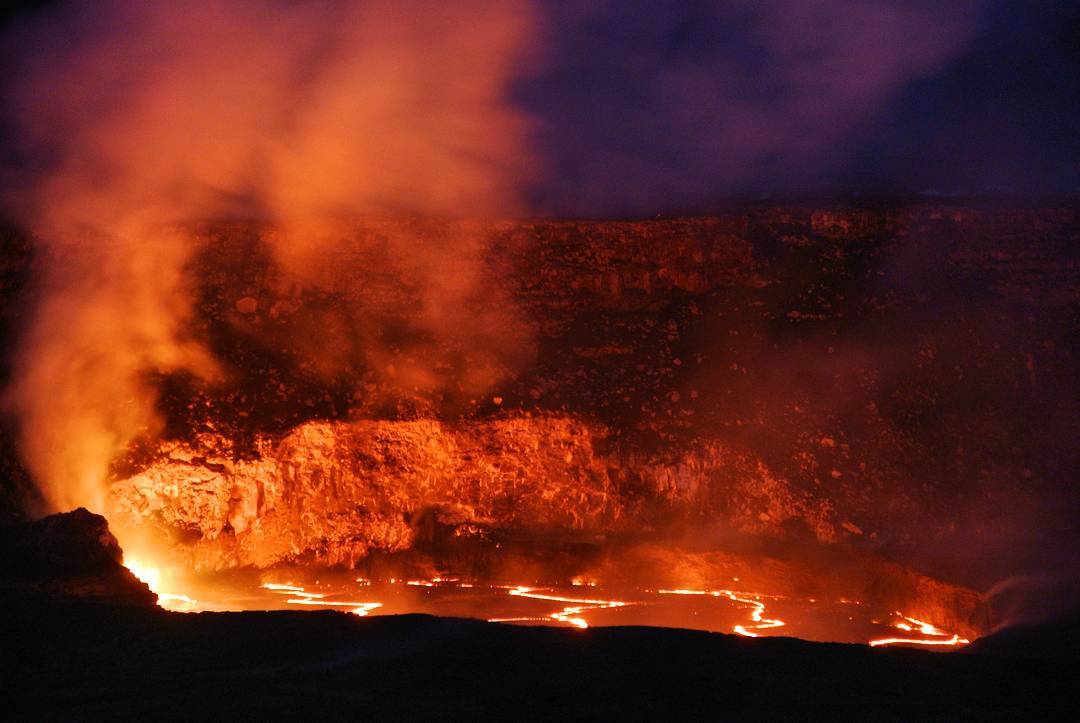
[1, 0, 1077, 217]
[515, 0, 1079, 214]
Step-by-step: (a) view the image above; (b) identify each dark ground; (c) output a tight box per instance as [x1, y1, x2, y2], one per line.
[2, 510, 1076, 720]
[2, 600, 1078, 721]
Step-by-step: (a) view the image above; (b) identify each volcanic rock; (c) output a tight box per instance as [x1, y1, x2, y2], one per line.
[4, 205, 1078, 602]
[4, 606, 1077, 719]
[155, 207, 1077, 592]
[106, 415, 836, 571]
[0, 508, 156, 606]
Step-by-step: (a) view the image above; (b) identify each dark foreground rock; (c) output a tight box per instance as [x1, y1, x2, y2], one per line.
[966, 614, 1080, 661]
[0, 505, 1072, 718]
[2, 602, 1076, 720]
[0, 508, 156, 607]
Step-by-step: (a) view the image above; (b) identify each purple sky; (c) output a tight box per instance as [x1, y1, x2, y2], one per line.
[1, 0, 1077, 217]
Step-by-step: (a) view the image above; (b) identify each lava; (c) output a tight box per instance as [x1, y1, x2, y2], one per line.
[723, 591, 786, 637]
[123, 557, 198, 612]
[261, 582, 382, 616]
[868, 613, 971, 648]
[488, 586, 630, 629]
[114, 570, 977, 646]
[657, 588, 785, 637]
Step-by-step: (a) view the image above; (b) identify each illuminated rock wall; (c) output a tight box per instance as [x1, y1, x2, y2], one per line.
[107, 416, 838, 571]
[3, 205, 1072, 589]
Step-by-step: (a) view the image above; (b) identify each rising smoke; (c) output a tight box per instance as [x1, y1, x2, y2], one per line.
[0, 0, 541, 513]
[0, 0, 992, 517]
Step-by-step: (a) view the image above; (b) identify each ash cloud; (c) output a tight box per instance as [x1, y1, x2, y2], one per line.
[0, 0, 541, 514]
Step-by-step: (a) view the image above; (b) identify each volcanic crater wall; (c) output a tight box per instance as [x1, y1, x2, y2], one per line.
[6, 206, 1080, 591]
[107, 416, 834, 571]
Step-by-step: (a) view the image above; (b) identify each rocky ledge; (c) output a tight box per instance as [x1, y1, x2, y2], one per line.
[0, 508, 156, 607]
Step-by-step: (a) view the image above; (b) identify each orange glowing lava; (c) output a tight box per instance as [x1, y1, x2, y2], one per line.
[657, 588, 785, 637]
[261, 582, 382, 616]
[488, 585, 629, 629]
[868, 613, 971, 648]
[113, 570, 976, 647]
[124, 557, 199, 612]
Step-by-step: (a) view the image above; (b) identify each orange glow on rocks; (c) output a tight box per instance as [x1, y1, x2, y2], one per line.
[4, 0, 541, 517]
[869, 614, 971, 648]
[261, 582, 381, 617]
[124, 556, 199, 612]
[488, 586, 631, 629]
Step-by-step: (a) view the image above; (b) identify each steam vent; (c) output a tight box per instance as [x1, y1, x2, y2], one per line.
[3, 0, 1079, 718]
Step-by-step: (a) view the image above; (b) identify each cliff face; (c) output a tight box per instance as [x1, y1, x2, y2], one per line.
[107, 416, 837, 571]
[3, 205, 1075, 593]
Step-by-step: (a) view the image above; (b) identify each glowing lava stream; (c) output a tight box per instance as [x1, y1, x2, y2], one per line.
[724, 591, 786, 637]
[124, 557, 199, 612]
[868, 613, 970, 648]
[658, 588, 785, 637]
[261, 582, 382, 616]
[120, 572, 971, 646]
[488, 586, 629, 629]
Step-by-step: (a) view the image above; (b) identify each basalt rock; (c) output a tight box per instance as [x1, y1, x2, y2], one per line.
[4, 206, 1077, 592]
[101, 206, 1079, 590]
[106, 415, 837, 571]
[0, 508, 157, 606]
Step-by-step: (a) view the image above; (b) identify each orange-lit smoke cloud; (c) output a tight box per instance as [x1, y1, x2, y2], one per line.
[1, 0, 540, 514]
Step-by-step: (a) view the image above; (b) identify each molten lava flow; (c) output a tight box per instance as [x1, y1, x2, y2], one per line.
[106, 571, 980, 646]
[658, 588, 785, 637]
[868, 613, 971, 648]
[261, 582, 381, 616]
[723, 591, 786, 637]
[124, 557, 198, 612]
[488, 586, 629, 629]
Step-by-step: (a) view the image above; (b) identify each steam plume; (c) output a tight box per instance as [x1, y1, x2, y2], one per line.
[1, 0, 540, 513]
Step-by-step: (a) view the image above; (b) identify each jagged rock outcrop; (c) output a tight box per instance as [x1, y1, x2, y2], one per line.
[0, 508, 156, 606]
[107, 416, 838, 571]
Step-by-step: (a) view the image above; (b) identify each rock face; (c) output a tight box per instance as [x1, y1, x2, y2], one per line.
[107, 416, 837, 571]
[0, 508, 156, 606]
[104, 416, 992, 638]
[2, 205, 1076, 596]
[111, 205, 1076, 592]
